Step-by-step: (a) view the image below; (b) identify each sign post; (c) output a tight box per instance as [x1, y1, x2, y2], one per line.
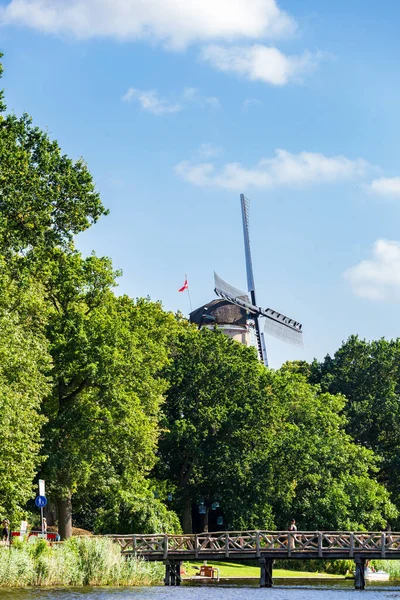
[39, 480, 45, 534]
[36, 480, 47, 535]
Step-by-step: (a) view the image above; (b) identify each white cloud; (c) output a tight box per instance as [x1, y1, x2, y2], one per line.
[122, 86, 220, 114]
[0, 0, 296, 48]
[367, 177, 400, 199]
[201, 44, 318, 85]
[344, 240, 400, 301]
[122, 88, 182, 115]
[175, 149, 371, 190]
[1, 1, 320, 87]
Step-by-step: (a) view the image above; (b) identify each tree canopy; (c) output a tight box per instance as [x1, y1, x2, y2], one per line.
[157, 327, 396, 532]
[0, 294, 50, 519]
[310, 335, 400, 528]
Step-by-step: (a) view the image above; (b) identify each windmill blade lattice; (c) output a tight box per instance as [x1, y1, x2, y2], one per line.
[214, 272, 251, 305]
[263, 314, 303, 347]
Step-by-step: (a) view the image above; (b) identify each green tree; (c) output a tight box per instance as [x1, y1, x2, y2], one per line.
[41, 249, 180, 537]
[0, 68, 106, 257]
[0, 54, 127, 533]
[258, 369, 397, 530]
[159, 328, 396, 532]
[158, 325, 274, 533]
[310, 335, 400, 525]
[89, 486, 182, 535]
[0, 271, 51, 521]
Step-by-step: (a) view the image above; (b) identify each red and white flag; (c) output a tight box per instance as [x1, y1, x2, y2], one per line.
[178, 278, 189, 292]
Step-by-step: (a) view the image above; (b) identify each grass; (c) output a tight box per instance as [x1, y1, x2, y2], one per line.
[0, 536, 164, 587]
[185, 561, 344, 579]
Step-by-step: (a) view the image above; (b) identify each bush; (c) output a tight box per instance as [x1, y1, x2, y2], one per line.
[0, 536, 163, 587]
[94, 492, 182, 535]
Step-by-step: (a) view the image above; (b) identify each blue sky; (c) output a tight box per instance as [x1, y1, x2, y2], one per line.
[1, 0, 400, 367]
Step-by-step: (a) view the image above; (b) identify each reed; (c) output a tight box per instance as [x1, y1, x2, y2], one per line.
[0, 536, 163, 587]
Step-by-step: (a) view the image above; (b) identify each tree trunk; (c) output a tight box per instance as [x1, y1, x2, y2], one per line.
[58, 494, 73, 539]
[182, 496, 192, 533]
[46, 501, 57, 526]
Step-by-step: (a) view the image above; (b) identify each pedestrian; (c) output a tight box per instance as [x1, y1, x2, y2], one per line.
[1, 519, 10, 545]
[386, 522, 394, 549]
[42, 518, 47, 533]
[289, 519, 297, 549]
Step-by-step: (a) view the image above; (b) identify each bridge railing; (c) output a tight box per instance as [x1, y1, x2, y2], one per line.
[109, 531, 400, 558]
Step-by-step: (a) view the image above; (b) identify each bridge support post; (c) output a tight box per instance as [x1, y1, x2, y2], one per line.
[170, 562, 176, 586]
[259, 558, 273, 587]
[355, 557, 366, 590]
[164, 561, 171, 586]
[164, 560, 181, 586]
[177, 561, 182, 586]
[173, 561, 182, 586]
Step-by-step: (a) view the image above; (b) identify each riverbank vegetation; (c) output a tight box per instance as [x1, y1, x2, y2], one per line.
[0, 537, 163, 587]
[1, 53, 400, 541]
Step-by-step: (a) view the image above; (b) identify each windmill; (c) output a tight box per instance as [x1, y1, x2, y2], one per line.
[213, 194, 303, 366]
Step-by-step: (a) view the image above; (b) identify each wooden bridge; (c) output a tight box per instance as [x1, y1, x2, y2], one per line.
[111, 530, 400, 589]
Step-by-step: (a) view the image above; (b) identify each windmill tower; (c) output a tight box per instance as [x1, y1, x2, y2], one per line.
[190, 194, 303, 365]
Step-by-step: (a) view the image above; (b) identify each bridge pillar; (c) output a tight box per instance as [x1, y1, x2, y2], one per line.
[164, 560, 181, 586]
[354, 557, 366, 590]
[174, 561, 182, 586]
[259, 558, 273, 587]
[170, 562, 176, 586]
[164, 561, 171, 586]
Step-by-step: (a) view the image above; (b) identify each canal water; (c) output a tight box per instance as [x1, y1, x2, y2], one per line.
[1, 581, 400, 600]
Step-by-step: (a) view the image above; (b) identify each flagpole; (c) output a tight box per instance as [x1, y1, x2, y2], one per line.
[185, 273, 193, 313]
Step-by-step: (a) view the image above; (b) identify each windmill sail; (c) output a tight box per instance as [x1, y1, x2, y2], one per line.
[264, 318, 303, 347]
[241, 194, 255, 294]
[261, 308, 303, 347]
[214, 272, 251, 305]
[240, 194, 268, 366]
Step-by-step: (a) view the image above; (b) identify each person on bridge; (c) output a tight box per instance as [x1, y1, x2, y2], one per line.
[289, 519, 297, 549]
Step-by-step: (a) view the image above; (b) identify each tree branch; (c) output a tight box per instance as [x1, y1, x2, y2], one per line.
[60, 378, 89, 404]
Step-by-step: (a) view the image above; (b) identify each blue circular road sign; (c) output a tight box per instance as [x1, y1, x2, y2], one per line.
[35, 495, 47, 508]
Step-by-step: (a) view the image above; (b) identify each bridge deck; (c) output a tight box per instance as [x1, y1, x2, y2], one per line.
[110, 530, 400, 561]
